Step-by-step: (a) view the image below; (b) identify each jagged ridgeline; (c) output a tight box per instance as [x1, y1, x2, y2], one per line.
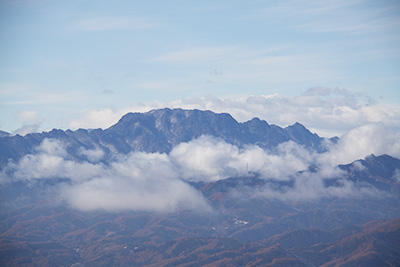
[0, 108, 335, 167]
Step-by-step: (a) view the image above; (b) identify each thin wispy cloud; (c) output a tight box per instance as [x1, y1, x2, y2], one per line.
[130, 81, 175, 90]
[258, 0, 354, 16]
[150, 46, 239, 63]
[74, 16, 157, 31]
[259, 0, 400, 35]
[0, 83, 30, 97]
[2, 92, 73, 106]
[149, 45, 340, 86]
[296, 16, 400, 35]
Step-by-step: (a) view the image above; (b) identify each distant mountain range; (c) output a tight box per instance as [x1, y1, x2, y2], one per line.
[0, 108, 334, 168]
[0, 109, 399, 266]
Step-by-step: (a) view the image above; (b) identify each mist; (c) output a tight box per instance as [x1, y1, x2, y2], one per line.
[2, 121, 399, 212]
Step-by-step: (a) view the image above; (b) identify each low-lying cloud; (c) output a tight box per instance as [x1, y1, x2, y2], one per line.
[3, 118, 399, 213]
[63, 152, 210, 213]
[170, 136, 311, 182]
[1, 139, 210, 213]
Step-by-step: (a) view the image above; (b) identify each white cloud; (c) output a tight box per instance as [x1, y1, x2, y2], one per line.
[69, 108, 129, 130]
[8, 139, 105, 182]
[169, 126, 399, 201]
[169, 134, 387, 202]
[172, 94, 399, 138]
[2, 139, 210, 213]
[63, 152, 209, 212]
[170, 136, 241, 182]
[11, 124, 41, 136]
[12, 153, 65, 180]
[319, 123, 400, 166]
[35, 138, 68, 157]
[68, 93, 400, 138]
[9, 110, 42, 136]
[78, 147, 104, 162]
[170, 136, 312, 183]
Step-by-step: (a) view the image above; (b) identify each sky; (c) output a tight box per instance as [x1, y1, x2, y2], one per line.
[1, 0, 400, 137]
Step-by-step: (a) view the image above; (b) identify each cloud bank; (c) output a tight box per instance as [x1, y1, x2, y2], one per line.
[3, 119, 399, 212]
[1, 139, 209, 213]
[170, 136, 311, 182]
[63, 152, 210, 213]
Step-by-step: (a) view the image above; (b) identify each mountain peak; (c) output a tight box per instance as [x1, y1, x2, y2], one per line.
[284, 122, 322, 150]
[286, 122, 307, 130]
[339, 154, 400, 183]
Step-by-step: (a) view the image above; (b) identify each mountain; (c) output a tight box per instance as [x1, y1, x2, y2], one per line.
[0, 108, 330, 167]
[273, 218, 400, 267]
[0, 130, 9, 138]
[338, 154, 400, 193]
[1, 109, 399, 266]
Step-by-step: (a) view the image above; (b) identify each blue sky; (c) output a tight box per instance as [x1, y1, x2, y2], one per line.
[1, 0, 400, 135]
